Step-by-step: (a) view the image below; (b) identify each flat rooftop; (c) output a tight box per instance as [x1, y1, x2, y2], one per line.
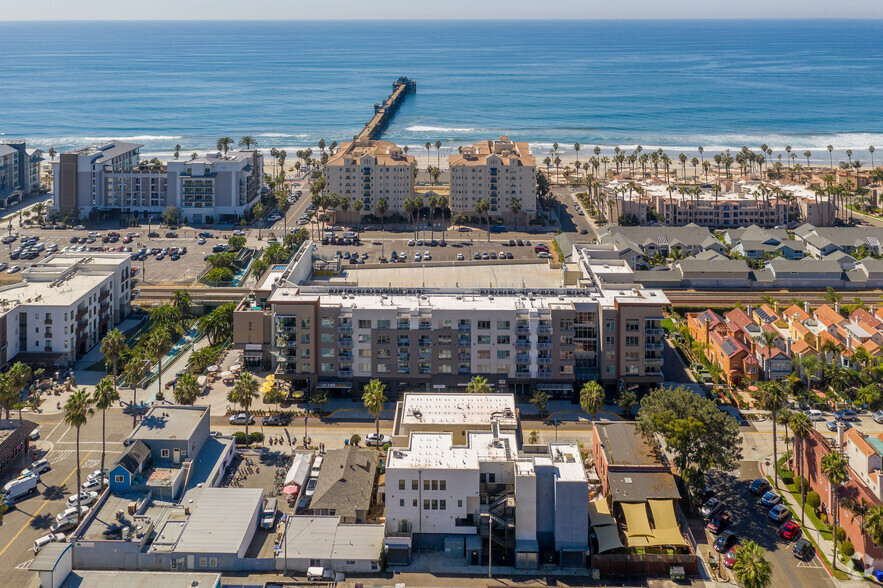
[596, 423, 664, 468]
[131, 404, 206, 443]
[548, 443, 587, 481]
[80, 492, 172, 541]
[399, 392, 517, 428]
[280, 516, 384, 561]
[38, 571, 220, 588]
[172, 487, 262, 554]
[323, 262, 564, 289]
[608, 471, 681, 503]
[389, 431, 517, 470]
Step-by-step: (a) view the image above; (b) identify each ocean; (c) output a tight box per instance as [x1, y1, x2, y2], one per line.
[1, 19, 882, 164]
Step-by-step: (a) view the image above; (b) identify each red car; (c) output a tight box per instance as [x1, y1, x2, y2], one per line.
[706, 512, 730, 534]
[724, 547, 737, 568]
[779, 520, 801, 540]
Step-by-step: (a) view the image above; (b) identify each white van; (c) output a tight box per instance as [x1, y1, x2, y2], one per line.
[3, 473, 39, 503]
[806, 409, 825, 422]
[310, 456, 323, 478]
[307, 567, 331, 582]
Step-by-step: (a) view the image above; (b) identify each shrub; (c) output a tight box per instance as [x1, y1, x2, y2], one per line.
[381, 442, 391, 452]
[837, 527, 847, 542]
[806, 491, 821, 510]
[249, 432, 264, 444]
[233, 431, 247, 445]
[350, 433, 361, 446]
[840, 540, 855, 558]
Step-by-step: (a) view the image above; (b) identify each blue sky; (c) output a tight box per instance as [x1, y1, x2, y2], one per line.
[4, 0, 883, 20]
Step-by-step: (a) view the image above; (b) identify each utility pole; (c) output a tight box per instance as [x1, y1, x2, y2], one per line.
[488, 515, 493, 578]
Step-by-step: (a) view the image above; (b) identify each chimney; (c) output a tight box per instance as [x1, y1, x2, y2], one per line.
[704, 317, 710, 345]
[747, 305, 752, 317]
[847, 333, 853, 350]
[838, 421, 847, 449]
[786, 338, 792, 356]
[835, 301, 841, 314]
[804, 300, 810, 313]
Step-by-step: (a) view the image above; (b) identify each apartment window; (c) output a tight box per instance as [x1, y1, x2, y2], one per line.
[437, 349, 452, 359]
[440, 499, 446, 510]
[115, 475, 124, 483]
[560, 350, 574, 360]
[358, 319, 372, 329]
[358, 334, 371, 343]
[412, 480, 418, 490]
[358, 349, 372, 358]
[301, 348, 311, 358]
[625, 336, 639, 346]
[209, 558, 217, 568]
[439, 364, 452, 373]
[625, 319, 640, 332]
[626, 365, 640, 375]
[161, 449, 169, 458]
[560, 365, 574, 374]
[413, 499, 418, 507]
[560, 319, 574, 330]
[300, 317, 311, 329]
[440, 480, 446, 491]
[477, 350, 491, 359]
[438, 334, 452, 344]
[496, 320, 510, 330]
[377, 319, 390, 329]
[477, 320, 491, 330]
[357, 362, 370, 372]
[377, 363, 390, 373]
[424, 479, 430, 490]
[200, 558, 208, 567]
[321, 317, 334, 328]
[432, 500, 438, 510]
[321, 363, 335, 372]
[321, 348, 334, 358]
[321, 333, 334, 343]
[458, 500, 463, 508]
[377, 334, 390, 344]
[496, 335, 510, 345]
[477, 335, 491, 345]
[497, 350, 510, 359]
[301, 334, 311, 344]
[398, 479, 405, 490]
[625, 351, 639, 361]
[438, 319, 452, 329]
[605, 336, 615, 345]
[431, 480, 438, 491]
[377, 348, 391, 359]
[606, 320, 615, 330]
[302, 363, 311, 372]
[423, 499, 430, 510]
[399, 499, 404, 507]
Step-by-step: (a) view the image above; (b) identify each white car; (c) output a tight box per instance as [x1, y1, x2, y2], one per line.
[66, 491, 99, 508]
[537, 252, 552, 259]
[22, 458, 50, 477]
[365, 433, 390, 447]
[87, 469, 108, 482]
[81, 478, 106, 492]
[408, 239, 415, 246]
[456, 253, 464, 260]
[305, 477, 318, 497]
[7, 265, 20, 273]
[423, 251, 431, 261]
[33, 532, 65, 553]
[268, 214, 282, 222]
[310, 456, 323, 478]
[56, 505, 89, 522]
[229, 413, 254, 425]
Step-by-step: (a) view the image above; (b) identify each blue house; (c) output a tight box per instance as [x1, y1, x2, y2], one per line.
[109, 440, 152, 494]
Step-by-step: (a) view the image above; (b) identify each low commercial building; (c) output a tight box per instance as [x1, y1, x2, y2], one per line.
[306, 447, 377, 524]
[592, 423, 670, 496]
[0, 252, 132, 369]
[392, 392, 517, 446]
[277, 516, 384, 574]
[0, 418, 38, 477]
[53, 141, 263, 223]
[448, 137, 537, 223]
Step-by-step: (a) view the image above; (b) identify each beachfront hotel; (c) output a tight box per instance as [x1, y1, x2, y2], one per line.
[448, 137, 537, 223]
[232, 240, 667, 399]
[0, 252, 133, 369]
[324, 138, 415, 220]
[53, 141, 263, 223]
[0, 140, 44, 208]
[596, 179, 834, 228]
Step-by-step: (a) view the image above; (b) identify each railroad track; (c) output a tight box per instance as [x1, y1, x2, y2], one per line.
[664, 289, 883, 306]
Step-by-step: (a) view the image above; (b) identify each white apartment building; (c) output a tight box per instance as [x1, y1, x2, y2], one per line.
[324, 139, 415, 219]
[448, 137, 536, 223]
[0, 252, 132, 368]
[385, 428, 589, 568]
[54, 141, 263, 223]
[0, 141, 44, 207]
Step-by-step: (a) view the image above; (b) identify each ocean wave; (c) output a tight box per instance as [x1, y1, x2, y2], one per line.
[255, 133, 289, 138]
[406, 125, 475, 133]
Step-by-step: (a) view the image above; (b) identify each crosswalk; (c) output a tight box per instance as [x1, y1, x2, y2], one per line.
[15, 559, 33, 570]
[46, 450, 73, 465]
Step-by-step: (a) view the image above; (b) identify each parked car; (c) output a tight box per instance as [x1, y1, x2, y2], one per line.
[56, 506, 89, 522]
[456, 253, 464, 260]
[537, 251, 552, 259]
[827, 420, 851, 432]
[33, 532, 65, 553]
[761, 491, 782, 507]
[310, 456, 324, 478]
[229, 413, 255, 425]
[779, 520, 801, 540]
[835, 410, 858, 421]
[365, 433, 390, 447]
[262, 415, 290, 426]
[706, 512, 730, 534]
[697, 488, 715, 504]
[713, 530, 737, 553]
[724, 547, 737, 568]
[699, 497, 723, 519]
[49, 519, 76, 534]
[873, 410, 883, 424]
[66, 491, 99, 508]
[81, 478, 106, 493]
[305, 477, 318, 497]
[768, 504, 790, 523]
[792, 538, 814, 559]
[87, 469, 108, 482]
[22, 459, 51, 477]
[749, 478, 771, 496]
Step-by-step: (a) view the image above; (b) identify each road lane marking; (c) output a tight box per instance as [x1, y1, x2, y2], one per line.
[0, 450, 93, 559]
[15, 558, 33, 569]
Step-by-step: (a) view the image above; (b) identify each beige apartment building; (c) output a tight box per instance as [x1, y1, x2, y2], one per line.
[233, 242, 667, 400]
[448, 137, 537, 223]
[324, 139, 415, 221]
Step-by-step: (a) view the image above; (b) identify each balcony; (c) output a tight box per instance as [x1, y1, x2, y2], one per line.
[338, 325, 352, 333]
[44, 318, 52, 326]
[515, 341, 530, 350]
[338, 352, 353, 360]
[276, 325, 297, 333]
[516, 326, 530, 335]
[75, 308, 88, 320]
[645, 343, 664, 351]
[98, 290, 110, 303]
[645, 369, 664, 378]
[338, 338, 353, 348]
[537, 342, 553, 350]
[397, 338, 410, 346]
[458, 353, 471, 361]
[536, 357, 552, 365]
[537, 326, 552, 335]
[458, 368, 472, 375]
[536, 372, 553, 379]
[645, 328, 664, 336]
[644, 358, 664, 366]
[458, 324, 471, 332]
[515, 353, 531, 363]
[338, 370, 353, 378]
[513, 372, 530, 379]
[44, 332, 52, 339]
[276, 339, 297, 349]
[458, 338, 471, 346]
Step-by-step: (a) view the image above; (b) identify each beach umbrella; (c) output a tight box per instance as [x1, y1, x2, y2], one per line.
[220, 370, 233, 377]
[207, 365, 219, 373]
[282, 484, 299, 495]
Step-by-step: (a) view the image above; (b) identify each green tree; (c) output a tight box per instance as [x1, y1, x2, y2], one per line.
[174, 372, 200, 405]
[199, 302, 235, 346]
[170, 290, 192, 326]
[229, 371, 259, 439]
[91, 376, 119, 488]
[864, 506, 883, 547]
[207, 252, 236, 269]
[637, 385, 743, 491]
[361, 379, 387, 442]
[580, 381, 604, 421]
[123, 354, 150, 425]
[100, 328, 127, 400]
[529, 389, 551, 416]
[0, 374, 16, 420]
[756, 381, 788, 489]
[790, 411, 812, 527]
[466, 375, 492, 394]
[376, 198, 389, 230]
[732, 540, 773, 588]
[188, 347, 218, 374]
[216, 136, 234, 155]
[238, 135, 257, 149]
[617, 389, 638, 417]
[205, 267, 234, 283]
[821, 451, 848, 569]
[63, 389, 94, 525]
[147, 327, 173, 401]
[227, 235, 247, 252]
[162, 205, 181, 228]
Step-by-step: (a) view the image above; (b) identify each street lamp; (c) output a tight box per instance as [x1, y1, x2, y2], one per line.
[545, 418, 562, 442]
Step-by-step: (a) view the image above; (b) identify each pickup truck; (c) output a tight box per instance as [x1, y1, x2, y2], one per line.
[706, 512, 730, 534]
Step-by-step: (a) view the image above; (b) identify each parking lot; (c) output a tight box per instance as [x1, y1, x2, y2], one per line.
[704, 462, 832, 588]
[0, 227, 228, 286]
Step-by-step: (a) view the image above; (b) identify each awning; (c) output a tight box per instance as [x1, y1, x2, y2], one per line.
[589, 499, 616, 528]
[246, 343, 262, 351]
[620, 502, 652, 537]
[648, 528, 687, 546]
[243, 350, 263, 358]
[594, 524, 625, 553]
[648, 499, 686, 546]
[317, 382, 352, 389]
[536, 384, 574, 391]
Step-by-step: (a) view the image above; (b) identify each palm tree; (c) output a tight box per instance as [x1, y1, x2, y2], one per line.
[63, 389, 94, 526]
[376, 198, 388, 231]
[147, 327, 173, 401]
[229, 371, 259, 439]
[91, 376, 118, 488]
[865, 506, 883, 547]
[216, 137, 234, 156]
[580, 381, 604, 422]
[353, 199, 364, 232]
[252, 202, 266, 239]
[170, 290, 192, 327]
[123, 354, 150, 426]
[173, 144, 181, 160]
[434, 140, 442, 169]
[238, 136, 257, 149]
[466, 376, 492, 394]
[573, 143, 581, 176]
[174, 372, 200, 406]
[732, 540, 773, 588]
[828, 145, 834, 170]
[361, 379, 387, 442]
[821, 451, 848, 569]
[48, 147, 57, 161]
[510, 198, 522, 231]
[791, 411, 812, 526]
[754, 331, 779, 380]
[758, 381, 788, 489]
[475, 199, 490, 238]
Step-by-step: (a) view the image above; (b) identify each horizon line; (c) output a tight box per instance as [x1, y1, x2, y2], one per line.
[3, 17, 883, 22]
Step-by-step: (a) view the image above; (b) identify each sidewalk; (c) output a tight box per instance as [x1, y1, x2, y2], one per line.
[761, 458, 866, 582]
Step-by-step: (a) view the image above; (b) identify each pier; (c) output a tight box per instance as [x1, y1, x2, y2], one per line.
[356, 76, 416, 142]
